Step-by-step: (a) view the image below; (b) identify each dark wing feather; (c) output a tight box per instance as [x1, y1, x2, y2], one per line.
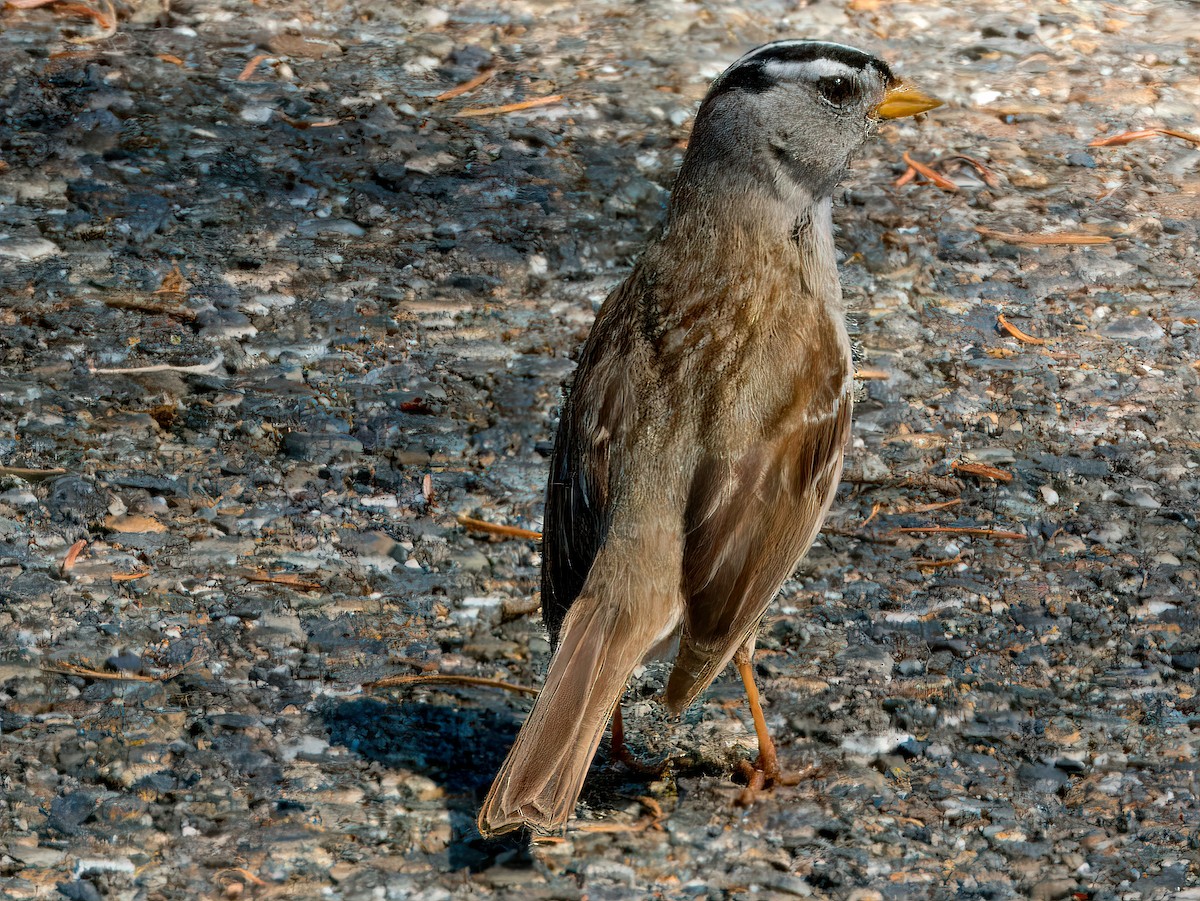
[665, 395, 851, 711]
[540, 288, 639, 645]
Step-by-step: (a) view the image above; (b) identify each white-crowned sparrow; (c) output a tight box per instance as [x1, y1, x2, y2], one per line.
[479, 39, 940, 837]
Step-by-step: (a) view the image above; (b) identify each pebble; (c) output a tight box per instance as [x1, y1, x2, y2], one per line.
[240, 292, 297, 314]
[1101, 317, 1166, 342]
[296, 219, 367, 238]
[239, 105, 274, 124]
[0, 236, 60, 260]
[282, 432, 364, 463]
[1029, 878, 1077, 901]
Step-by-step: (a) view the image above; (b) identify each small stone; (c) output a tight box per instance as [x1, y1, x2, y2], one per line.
[405, 151, 456, 175]
[762, 873, 814, 897]
[340, 529, 401, 560]
[266, 34, 343, 58]
[837, 643, 894, 678]
[56, 881, 103, 901]
[240, 293, 296, 314]
[0, 236, 61, 260]
[48, 792, 99, 835]
[48, 475, 108, 531]
[451, 549, 490, 572]
[972, 88, 1002, 105]
[240, 105, 274, 124]
[106, 652, 143, 673]
[1029, 878, 1076, 901]
[198, 307, 257, 340]
[254, 613, 306, 644]
[582, 861, 635, 886]
[105, 513, 168, 534]
[95, 794, 148, 823]
[190, 536, 255, 566]
[1100, 316, 1165, 342]
[1124, 489, 1160, 509]
[296, 218, 367, 238]
[282, 432, 363, 463]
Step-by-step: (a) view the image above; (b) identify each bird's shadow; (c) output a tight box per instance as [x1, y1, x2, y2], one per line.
[319, 694, 707, 871]
[321, 695, 532, 871]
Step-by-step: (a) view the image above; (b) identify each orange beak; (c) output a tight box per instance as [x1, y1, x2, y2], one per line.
[875, 82, 942, 120]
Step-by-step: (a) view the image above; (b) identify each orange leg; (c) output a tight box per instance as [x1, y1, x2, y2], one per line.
[609, 705, 666, 774]
[734, 645, 803, 805]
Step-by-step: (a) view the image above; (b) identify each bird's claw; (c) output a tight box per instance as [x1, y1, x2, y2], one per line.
[734, 756, 804, 806]
[609, 743, 671, 776]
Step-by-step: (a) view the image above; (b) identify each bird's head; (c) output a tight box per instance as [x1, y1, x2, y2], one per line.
[683, 40, 940, 201]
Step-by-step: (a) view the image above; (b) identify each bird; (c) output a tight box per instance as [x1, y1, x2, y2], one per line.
[478, 39, 940, 837]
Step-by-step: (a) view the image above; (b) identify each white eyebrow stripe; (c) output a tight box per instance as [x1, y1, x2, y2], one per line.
[763, 58, 861, 81]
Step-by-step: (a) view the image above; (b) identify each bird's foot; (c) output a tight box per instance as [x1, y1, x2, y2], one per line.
[607, 705, 670, 776]
[734, 755, 805, 806]
[608, 742, 670, 776]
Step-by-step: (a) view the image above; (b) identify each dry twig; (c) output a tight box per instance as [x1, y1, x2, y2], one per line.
[435, 69, 494, 101]
[89, 354, 224, 375]
[892, 526, 1027, 540]
[951, 461, 1014, 483]
[279, 114, 344, 129]
[0, 465, 67, 480]
[8, 0, 118, 41]
[453, 95, 563, 118]
[913, 554, 966, 569]
[854, 368, 890, 380]
[244, 571, 321, 591]
[42, 662, 155, 682]
[237, 53, 272, 82]
[1090, 127, 1200, 148]
[102, 296, 197, 321]
[907, 499, 963, 514]
[975, 227, 1111, 246]
[213, 868, 268, 888]
[457, 513, 542, 541]
[62, 539, 86, 571]
[997, 313, 1048, 345]
[67, 0, 113, 41]
[900, 151, 959, 192]
[946, 154, 1000, 187]
[111, 570, 151, 582]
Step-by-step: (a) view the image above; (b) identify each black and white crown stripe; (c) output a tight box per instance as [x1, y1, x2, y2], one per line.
[710, 40, 895, 96]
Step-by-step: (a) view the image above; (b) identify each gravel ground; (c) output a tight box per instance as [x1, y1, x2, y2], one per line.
[1, 0, 1198, 898]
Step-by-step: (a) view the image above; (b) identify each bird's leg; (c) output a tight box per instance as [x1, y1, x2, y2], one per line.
[734, 645, 802, 805]
[608, 705, 666, 775]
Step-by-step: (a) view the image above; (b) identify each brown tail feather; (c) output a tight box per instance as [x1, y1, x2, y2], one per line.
[478, 594, 663, 837]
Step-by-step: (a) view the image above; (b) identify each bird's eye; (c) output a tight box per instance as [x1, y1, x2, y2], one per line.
[816, 76, 858, 108]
